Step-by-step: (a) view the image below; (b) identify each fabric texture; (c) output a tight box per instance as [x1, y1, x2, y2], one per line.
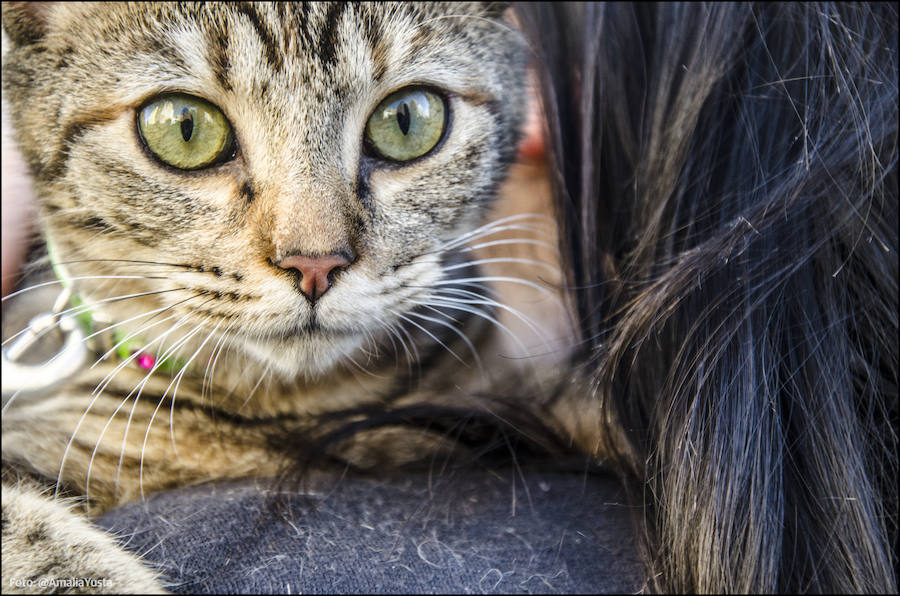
[96, 467, 646, 594]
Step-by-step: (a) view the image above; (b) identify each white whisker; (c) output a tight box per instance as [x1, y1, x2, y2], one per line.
[394, 319, 422, 367]
[82, 308, 204, 499]
[389, 309, 468, 367]
[84, 299, 190, 352]
[54, 312, 193, 501]
[341, 330, 389, 380]
[461, 238, 558, 253]
[377, 319, 402, 366]
[1, 276, 156, 302]
[137, 317, 213, 498]
[105, 315, 197, 495]
[109, 308, 215, 494]
[432, 287, 550, 343]
[90, 314, 183, 398]
[1, 307, 186, 420]
[438, 213, 553, 250]
[202, 319, 239, 404]
[1, 287, 189, 348]
[442, 256, 559, 274]
[165, 318, 224, 456]
[379, 318, 414, 381]
[415, 296, 532, 357]
[440, 213, 553, 248]
[237, 366, 271, 413]
[83, 391, 133, 504]
[405, 308, 485, 375]
[90, 291, 211, 391]
[436, 276, 561, 303]
[441, 225, 554, 252]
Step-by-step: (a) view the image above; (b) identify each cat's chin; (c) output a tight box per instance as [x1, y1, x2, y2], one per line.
[237, 328, 370, 381]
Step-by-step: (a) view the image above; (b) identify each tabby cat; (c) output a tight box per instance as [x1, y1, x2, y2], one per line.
[2, 2, 585, 592]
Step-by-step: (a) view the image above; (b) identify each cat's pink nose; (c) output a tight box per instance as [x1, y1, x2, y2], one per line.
[277, 253, 352, 303]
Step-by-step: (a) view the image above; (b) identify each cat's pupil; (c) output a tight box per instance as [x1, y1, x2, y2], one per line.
[396, 102, 411, 136]
[180, 108, 194, 142]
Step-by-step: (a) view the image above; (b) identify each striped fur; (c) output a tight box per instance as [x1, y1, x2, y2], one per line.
[2, 3, 582, 591]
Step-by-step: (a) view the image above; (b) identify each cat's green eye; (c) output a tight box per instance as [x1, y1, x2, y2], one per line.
[365, 87, 447, 162]
[137, 94, 234, 170]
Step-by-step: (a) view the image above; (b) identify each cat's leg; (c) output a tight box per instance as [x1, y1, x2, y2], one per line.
[1, 480, 167, 594]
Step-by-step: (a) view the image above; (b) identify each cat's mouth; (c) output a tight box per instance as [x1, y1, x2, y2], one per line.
[235, 313, 377, 379]
[287, 317, 354, 338]
[248, 318, 358, 341]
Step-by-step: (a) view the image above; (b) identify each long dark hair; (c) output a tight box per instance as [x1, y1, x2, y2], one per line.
[516, 2, 898, 592]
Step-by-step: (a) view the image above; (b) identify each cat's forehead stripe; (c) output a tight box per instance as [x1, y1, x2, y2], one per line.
[315, 2, 348, 70]
[234, 4, 284, 75]
[152, 3, 496, 90]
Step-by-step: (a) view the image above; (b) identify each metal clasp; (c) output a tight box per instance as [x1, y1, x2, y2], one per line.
[1, 287, 87, 403]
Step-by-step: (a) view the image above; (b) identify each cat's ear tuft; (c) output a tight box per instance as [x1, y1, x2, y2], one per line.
[2, 2, 56, 47]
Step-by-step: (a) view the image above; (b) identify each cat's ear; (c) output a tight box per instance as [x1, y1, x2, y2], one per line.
[1, 2, 56, 46]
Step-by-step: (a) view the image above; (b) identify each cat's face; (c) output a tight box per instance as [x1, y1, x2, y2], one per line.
[3, 2, 526, 379]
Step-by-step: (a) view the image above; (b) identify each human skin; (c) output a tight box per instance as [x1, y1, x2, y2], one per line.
[1, 99, 36, 298]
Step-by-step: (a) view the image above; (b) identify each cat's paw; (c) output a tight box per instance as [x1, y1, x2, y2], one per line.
[1, 482, 167, 594]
